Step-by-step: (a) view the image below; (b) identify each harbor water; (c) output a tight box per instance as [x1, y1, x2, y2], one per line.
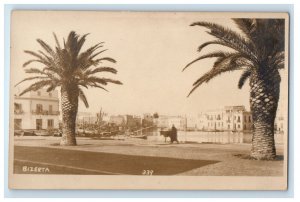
[144, 130, 284, 144]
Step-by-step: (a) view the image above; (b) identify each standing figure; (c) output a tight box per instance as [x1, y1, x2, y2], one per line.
[170, 125, 179, 144]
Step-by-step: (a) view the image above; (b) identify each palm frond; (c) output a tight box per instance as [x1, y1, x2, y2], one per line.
[75, 33, 90, 55]
[23, 59, 49, 68]
[53, 32, 61, 50]
[78, 88, 89, 108]
[85, 67, 118, 75]
[101, 78, 123, 85]
[213, 53, 251, 68]
[238, 69, 252, 89]
[24, 50, 48, 62]
[83, 76, 109, 86]
[79, 42, 104, 59]
[197, 40, 228, 53]
[276, 62, 285, 69]
[188, 59, 241, 97]
[90, 49, 108, 60]
[15, 76, 49, 87]
[89, 83, 109, 92]
[232, 19, 257, 40]
[38, 50, 54, 62]
[77, 43, 105, 70]
[36, 39, 55, 57]
[19, 80, 53, 96]
[191, 21, 256, 60]
[183, 51, 229, 71]
[65, 31, 90, 57]
[269, 51, 285, 69]
[94, 57, 117, 64]
[24, 68, 47, 75]
[46, 82, 60, 92]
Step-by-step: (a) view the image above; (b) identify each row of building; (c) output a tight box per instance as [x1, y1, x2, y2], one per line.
[74, 106, 285, 133]
[13, 89, 285, 133]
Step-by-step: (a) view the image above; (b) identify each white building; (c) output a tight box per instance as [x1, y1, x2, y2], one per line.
[223, 106, 252, 131]
[194, 106, 252, 132]
[77, 112, 98, 125]
[14, 89, 60, 130]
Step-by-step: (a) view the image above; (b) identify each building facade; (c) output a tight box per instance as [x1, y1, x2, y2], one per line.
[14, 89, 60, 130]
[192, 106, 253, 132]
[109, 115, 125, 126]
[76, 112, 98, 125]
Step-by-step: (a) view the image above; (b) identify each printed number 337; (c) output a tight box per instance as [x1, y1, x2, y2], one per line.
[142, 170, 154, 175]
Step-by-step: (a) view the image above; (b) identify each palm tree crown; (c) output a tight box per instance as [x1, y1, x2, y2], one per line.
[16, 31, 122, 107]
[183, 19, 284, 96]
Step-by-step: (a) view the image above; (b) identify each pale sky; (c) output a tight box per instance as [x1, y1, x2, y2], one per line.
[11, 11, 288, 116]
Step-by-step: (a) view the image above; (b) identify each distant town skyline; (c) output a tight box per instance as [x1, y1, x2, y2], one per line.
[12, 12, 287, 116]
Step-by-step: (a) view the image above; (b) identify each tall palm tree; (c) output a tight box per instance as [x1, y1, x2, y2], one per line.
[183, 19, 285, 160]
[16, 31, 122, 146]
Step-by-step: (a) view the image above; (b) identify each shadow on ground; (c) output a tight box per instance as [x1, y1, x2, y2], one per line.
[14, 146, 219, 175]
[234, 154, 284, 161]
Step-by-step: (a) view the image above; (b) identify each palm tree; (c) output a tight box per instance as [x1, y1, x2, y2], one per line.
[183, 19, 285, 160]
[16, 31, 122, 146]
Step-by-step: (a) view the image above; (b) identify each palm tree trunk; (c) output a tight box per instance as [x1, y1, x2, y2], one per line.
[60, 85, 78, 146]
[249, 68, 280, 160]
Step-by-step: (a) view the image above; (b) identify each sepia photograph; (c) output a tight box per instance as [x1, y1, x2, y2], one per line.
[8, 11, 289, 190]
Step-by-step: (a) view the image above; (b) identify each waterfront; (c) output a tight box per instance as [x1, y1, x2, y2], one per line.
[144, 131, 284, 145]
[13, 135, 284, 176]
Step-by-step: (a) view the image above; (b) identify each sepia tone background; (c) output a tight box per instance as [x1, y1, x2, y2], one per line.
[9, 11, 289, 190]
[10, 11, 287, 116]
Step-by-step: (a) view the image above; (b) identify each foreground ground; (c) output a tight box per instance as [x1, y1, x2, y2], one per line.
[13, 136, 284, 176]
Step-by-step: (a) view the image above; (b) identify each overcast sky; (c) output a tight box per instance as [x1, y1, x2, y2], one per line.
[11, 11, 288, 116]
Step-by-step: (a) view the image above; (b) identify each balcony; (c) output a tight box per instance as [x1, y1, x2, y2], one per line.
[31, 110, 60, 115]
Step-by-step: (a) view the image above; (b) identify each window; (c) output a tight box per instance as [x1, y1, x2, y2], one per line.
[237, 116, 241, 122]
[228, 125, 230, 129]
[14, 119, 22, 130]
[37, 91, 41, 96]
[49, 105, 53, 113]
[244, 124, 246, 130]
[48, 119, 54, 128]
[36, 119, 43, 130]
[249, 116, 251, 122]
[14, 103, 22, 114]
[244, 116, 247, 122]
[36, 104, 43, 113]
[238, 124, 240, 129]
[15, 103, 22, 111]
